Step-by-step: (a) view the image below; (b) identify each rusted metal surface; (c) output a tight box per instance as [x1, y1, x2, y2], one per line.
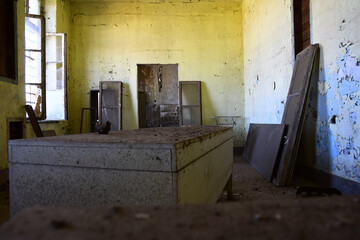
[138, 64, 179, 128]
[273, 44, 319, 186]
[242, 123, 286, 181]
[160, 104, 179, 127]
[138, 92, 147, 128]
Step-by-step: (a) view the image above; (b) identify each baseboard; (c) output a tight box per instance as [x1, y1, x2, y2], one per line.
[294, 164, 360, 195]
[0, 168, 9, 185]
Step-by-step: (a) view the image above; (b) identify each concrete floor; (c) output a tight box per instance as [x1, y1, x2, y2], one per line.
[1, 155, 359, 239]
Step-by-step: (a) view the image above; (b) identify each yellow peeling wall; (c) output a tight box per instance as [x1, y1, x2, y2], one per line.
[24, 0, 72, 139]
[0, 0, 25, 171]
[68, 0, 245, 145]
[242, 0, 294, 128]
[0, 0, 71, 173]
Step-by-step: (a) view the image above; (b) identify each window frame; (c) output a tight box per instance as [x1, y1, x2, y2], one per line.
[25, 13, 46, 120]
[45, 32, 68, 121]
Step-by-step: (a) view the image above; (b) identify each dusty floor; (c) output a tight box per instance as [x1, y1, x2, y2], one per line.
[0, 154, 295, 226]
[1, 195, 359, 240]
[1, 155, 359, 239]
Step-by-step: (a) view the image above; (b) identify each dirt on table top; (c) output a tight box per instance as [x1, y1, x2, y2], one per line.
[9, 126, 232, 145]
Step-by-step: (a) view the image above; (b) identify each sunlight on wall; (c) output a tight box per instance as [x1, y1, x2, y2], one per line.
[68, 1, 245, 145]
[0, 0, 25, 170]
[301, 0, 360, 183]
[242, 0, 293, 128]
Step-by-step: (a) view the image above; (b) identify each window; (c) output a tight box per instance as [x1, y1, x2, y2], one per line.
[0, 0, 17, 83]
[46, 33, 67, 120]
[25, 0, 45, 118]
[25, 0, 67, 120]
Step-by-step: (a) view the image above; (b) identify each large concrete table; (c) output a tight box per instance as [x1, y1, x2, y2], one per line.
[9, 126, 233, 216]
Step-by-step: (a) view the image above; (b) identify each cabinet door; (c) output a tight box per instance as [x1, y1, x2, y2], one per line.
[179, 81, 202, 126]
[137, 64, 179, 128]
[99, 81, 122, 131]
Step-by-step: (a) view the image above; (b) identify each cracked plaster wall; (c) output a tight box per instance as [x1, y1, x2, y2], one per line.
[300, 0, 360, 183]
[0, 1, 25, 170]
[242, 0, 294, 127]
[0, 0, 71, 170]
[243, 0, 360, 184]
[68, 0, 245, 145]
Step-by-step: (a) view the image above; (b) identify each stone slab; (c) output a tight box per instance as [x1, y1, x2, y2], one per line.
[9, 126, 233, 216]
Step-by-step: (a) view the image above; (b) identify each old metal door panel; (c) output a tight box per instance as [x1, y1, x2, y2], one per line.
[138, 92, 146, 128]
[160, 104, 179, 127]
[138, 64, 160, 127]
[159, 65, 179, 105]
[273, 44, 319, 186]
[138, 64, 179, 128]
[242, 124, 286, 181]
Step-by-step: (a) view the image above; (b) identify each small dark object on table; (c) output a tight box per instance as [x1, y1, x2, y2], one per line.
[96, 121, 111, 134]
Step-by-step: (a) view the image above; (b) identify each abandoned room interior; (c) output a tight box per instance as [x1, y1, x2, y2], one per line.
[0, 0, 360, 238]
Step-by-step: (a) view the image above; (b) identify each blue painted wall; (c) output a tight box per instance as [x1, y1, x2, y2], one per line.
[300, 0, 360, 183]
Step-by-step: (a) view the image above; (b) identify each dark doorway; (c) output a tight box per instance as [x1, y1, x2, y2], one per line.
[138, 64, 179, 128]
[293, 0, 310, 56]
[9, 121, 23, 140]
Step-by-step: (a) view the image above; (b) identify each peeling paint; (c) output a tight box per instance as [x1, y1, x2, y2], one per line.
[243, 0, 293, 125]
[312, 52, 360, 182]
[318, 81, 330, 95]
[295, 0, 360, 183]
[68, 0, 245, 145]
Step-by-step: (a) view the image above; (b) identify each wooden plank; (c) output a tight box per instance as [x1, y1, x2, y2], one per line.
[242, 124, 286, 181]
[273, 44, 319, 186]
[24, 105, 43, 137]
